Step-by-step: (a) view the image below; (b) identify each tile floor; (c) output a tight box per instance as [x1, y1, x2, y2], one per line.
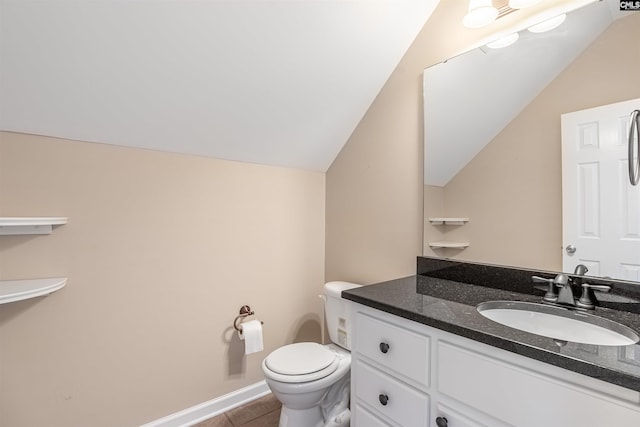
[192, 394, 281, 427]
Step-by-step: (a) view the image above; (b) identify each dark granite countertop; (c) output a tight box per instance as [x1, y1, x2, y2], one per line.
[342, 257, 640, 392]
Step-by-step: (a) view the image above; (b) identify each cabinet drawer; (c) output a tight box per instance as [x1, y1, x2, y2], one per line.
[433, 402, 491, 427]
[353, 403, 394, 427]
[353, 359, 429, 427]
[355, 311, 430, 389]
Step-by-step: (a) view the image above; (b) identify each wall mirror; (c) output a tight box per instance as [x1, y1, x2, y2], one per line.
[423, 0, 640, 282]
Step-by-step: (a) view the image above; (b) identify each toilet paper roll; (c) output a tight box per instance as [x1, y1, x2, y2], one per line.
[239, 319, 264, 355]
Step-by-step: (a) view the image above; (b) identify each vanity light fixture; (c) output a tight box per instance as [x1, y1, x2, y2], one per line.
[508, 0, 542, 8]
[463, 0, 499, 28]
[486, 32, 520, 49]
[528, 13, 567, 33]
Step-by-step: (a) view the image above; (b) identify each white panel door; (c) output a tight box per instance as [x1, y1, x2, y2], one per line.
[562, 98, 640, 280]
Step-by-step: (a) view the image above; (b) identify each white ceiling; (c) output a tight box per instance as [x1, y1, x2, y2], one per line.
[0, 0, 439, 172]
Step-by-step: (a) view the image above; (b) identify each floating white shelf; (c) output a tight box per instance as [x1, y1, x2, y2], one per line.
[0, 277, 67, 304]
[428, 217, 470, 225]
[428, 241, 470, 249]
[0, 217, 68, 235]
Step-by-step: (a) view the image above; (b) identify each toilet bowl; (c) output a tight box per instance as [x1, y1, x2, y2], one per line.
[262, 281, 361, 427]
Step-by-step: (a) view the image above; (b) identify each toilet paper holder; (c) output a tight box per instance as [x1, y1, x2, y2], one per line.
[233, 305, 263, 332]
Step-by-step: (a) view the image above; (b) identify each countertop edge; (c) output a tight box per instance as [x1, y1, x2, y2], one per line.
[343, 287, 640, 393]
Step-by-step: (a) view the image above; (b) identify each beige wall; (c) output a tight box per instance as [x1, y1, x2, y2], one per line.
[424, 13, 640, 271]
[325, 1, 467, 284]
[0, 132, 325, 426]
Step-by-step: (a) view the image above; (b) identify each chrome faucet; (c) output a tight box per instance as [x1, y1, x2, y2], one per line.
[548, 266, 590, 307]
[532, 266, 611, 310]
[531, 274, 572, 304]
[553, 273, 576, 306]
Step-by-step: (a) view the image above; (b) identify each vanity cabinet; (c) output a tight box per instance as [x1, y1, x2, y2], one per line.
[350, 303, 640, 427]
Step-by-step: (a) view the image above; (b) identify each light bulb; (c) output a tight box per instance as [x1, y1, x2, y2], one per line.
[463, 0, 498, 28]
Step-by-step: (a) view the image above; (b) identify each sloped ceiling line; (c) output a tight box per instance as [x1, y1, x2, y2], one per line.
[0, 0, 440, 172]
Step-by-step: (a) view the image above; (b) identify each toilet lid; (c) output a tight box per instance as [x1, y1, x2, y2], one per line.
[264, 343, 340, 383]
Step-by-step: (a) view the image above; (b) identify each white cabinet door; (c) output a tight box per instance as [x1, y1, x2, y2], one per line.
[437, 340, 640, 426]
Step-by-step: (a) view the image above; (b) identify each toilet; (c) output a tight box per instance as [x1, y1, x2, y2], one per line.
[262, 281, 361, 427]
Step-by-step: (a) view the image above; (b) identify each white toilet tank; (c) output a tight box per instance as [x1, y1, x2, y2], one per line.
[324, 281, 361, 351]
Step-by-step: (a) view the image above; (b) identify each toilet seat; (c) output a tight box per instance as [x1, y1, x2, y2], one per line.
[264, 342, 340, 383]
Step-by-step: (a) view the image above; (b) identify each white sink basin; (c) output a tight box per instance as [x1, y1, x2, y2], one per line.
[477, 301, 639, 346]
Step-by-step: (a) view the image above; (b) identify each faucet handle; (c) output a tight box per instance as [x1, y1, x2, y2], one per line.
[532, 276, 557, 302]
[576, 282, 611, 309]
[581, 282, 611, 293]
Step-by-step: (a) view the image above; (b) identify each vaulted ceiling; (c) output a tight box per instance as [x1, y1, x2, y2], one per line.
[0, 0, 439, 171]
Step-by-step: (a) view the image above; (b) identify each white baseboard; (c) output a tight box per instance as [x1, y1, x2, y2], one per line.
[140, 380, 271, 427]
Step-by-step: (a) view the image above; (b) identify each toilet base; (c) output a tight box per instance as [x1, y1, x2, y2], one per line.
[278, 405, 324, 427]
